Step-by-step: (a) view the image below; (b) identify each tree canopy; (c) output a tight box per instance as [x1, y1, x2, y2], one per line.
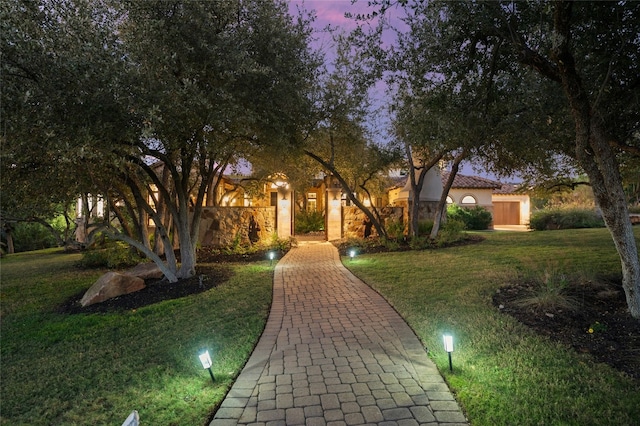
[1, 0, 318, 280]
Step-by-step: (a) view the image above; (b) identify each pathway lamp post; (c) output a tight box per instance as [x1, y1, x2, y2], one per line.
[199, 350, 215, 383]
[269, 251, 275, 266]
[349, 249, 356, 261]
[443, 334, 454, 372]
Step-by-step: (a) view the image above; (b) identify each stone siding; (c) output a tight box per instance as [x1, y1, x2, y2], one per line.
[343, 206, 404, 239]
[197, 207, 276, 247]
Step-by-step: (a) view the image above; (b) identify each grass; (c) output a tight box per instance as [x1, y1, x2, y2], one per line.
[344, 228, 640, 426]
[0, 248, 273, 426]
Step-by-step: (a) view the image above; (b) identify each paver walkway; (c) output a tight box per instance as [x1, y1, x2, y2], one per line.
[210, 242, 467, 426]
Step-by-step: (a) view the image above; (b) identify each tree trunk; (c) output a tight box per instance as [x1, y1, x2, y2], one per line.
[552, 2, 640, 318]
[431, 151, 465, 239]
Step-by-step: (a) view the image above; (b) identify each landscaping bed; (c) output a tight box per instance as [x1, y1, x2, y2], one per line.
[494, 278, 640, 381]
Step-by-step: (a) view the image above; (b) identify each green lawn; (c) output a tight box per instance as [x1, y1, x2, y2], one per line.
[1, 229, 639, 425]
[344, 228, 640, 426]
[0, 249, 273, 425]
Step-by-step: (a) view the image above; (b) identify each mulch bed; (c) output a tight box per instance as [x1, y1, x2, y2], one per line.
[59, 248, 286, 315]
[493, 278, 640, 381]
[58, 265, 232, 314]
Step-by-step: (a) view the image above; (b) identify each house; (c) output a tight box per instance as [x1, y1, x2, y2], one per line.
[443, 172, 530, 226]
[387, 171, 531, 227]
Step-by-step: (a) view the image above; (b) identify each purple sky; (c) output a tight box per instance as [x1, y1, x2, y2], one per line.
[286, 1, 508, 180]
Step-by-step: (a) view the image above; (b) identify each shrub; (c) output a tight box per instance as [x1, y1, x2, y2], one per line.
[385, 219, 405, 240]
[529, 208, 604, 230]
[295, 210, 324, 234]
[79, 236, 143, 268]
[447, 204, 493, 230]
[417, 220, 434, 236]
[436, 219, 466, 246]
[513, 267, 582, 313]
[6, 222, 58, 252]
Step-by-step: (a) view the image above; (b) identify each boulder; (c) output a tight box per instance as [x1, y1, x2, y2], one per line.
[80, 272, 145, 307]
[124, 263, 163, 280]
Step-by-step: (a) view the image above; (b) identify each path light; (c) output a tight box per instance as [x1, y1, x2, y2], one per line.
[443, 334, 454, 372]
[199, 350, 215, 383]
[269, 251, 275, 266]
[349, 249, 356, 261]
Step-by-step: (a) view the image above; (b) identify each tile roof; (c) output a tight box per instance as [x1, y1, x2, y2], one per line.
[387, 172, 524, 195]
[441, 172, 502, 189]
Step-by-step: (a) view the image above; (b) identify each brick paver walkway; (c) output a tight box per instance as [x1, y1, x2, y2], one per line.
[210, 242, 467, 425]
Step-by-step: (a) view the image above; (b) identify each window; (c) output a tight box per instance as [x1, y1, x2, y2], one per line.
[446, 196, 454, 204]
[307, 193, 317, 211]
[461, 195, 477, 205]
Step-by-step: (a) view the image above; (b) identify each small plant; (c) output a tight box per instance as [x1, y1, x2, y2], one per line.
[514, 268, 580, 313]
[587, 321, 607, 334]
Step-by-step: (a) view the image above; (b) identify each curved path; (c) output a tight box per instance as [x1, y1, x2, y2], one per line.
[210, 242, 467, 425]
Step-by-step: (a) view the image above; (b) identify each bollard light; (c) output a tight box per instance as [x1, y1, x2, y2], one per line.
[349, 249, 356, 261]
[443, 334, 454, 372]
[269, 251, 275, 265]
[199, 350, 215, 383]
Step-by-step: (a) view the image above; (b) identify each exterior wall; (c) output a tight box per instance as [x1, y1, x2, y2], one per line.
[492, 194, 531, 225]
[343, 206, 404, 239]
[197, 207, 276, 247]
[447, 188, 494, 207]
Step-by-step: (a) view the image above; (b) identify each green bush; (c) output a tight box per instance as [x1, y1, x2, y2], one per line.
[417, 220, 434, 236]
[436, 219, 466, 246]
[6, 222, 58, 252]
[447, 204, 493, 230]
[529, 208, 605, 230]
[79, 237, 143, 268]
[385, 219, 405, 240]
[295, 210, 325, 234]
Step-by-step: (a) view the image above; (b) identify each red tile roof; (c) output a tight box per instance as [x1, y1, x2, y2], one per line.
[441, 172, 502, 189]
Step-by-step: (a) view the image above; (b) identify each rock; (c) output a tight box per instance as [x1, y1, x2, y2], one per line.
[80, 272, 145, 307]
[124, 263, 163, 280]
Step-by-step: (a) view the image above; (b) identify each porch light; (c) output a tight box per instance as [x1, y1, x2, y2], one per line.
[443, 334, 454, 372]
[199, 350, 215, 383]
[363, 198, 371, 207]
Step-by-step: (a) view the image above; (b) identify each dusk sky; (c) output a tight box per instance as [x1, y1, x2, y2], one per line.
[286, 1, 505, 179]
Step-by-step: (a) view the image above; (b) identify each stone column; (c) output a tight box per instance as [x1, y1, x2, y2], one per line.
[277, 187, 292, 240]
[326, 187, 342, 241]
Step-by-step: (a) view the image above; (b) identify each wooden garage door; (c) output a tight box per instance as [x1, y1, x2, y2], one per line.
[493, 202, 520, 225]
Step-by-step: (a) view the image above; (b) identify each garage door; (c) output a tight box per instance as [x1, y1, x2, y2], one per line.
[493, 202, 520, 225]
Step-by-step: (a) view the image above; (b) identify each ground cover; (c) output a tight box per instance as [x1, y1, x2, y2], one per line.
[343, 228, 640, 426]
[0, 248, 274, 425]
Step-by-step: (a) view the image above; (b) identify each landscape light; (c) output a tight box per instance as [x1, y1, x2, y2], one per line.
[269, 251, 275, 265]
[199, 350, 215, 383]
[443, 334, 454, 372]
[349, 249, 356, 261]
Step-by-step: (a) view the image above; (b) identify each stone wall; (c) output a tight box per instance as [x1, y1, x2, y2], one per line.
[197, 207, 276, 247]
[392, 200, 440, 234]
[343, 206, 404, 239]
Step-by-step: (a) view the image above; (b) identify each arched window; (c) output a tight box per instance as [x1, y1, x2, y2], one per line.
[446, 196, 454, 204]
[461, 195, 477, 205]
